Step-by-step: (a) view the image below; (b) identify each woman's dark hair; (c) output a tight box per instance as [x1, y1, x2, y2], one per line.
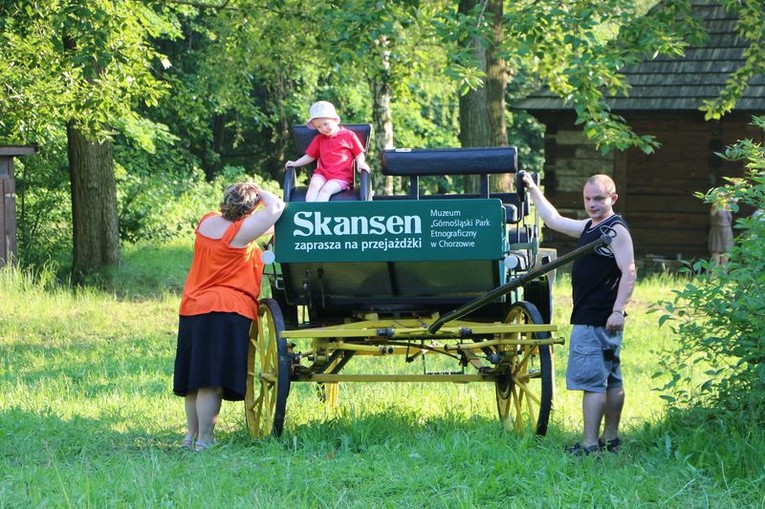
[220, 183, 260, 221]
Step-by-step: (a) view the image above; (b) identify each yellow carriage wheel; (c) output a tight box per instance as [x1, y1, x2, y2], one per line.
[495, 301, 553, 435]
[245, 298, 291, 438]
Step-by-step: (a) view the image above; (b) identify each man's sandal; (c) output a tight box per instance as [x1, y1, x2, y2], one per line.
[599, 437, 621, 453]
[566, 442, 600, 456]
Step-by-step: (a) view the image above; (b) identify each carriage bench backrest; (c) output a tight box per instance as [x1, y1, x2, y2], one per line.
[382, 146, 517, 178]
[380, 146, 526, 223]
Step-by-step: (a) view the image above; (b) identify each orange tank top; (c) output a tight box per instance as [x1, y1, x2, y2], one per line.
[179, 212, 264, 320]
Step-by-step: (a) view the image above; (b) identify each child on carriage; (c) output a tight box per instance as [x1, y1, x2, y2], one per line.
[285, 101, 370, 202]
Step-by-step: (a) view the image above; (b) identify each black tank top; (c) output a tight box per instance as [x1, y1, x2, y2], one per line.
[570, 214, 628, 326]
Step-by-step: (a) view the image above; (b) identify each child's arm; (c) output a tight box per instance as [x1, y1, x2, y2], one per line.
[285, 154, 316, 168]
[355, 152, 370, 173]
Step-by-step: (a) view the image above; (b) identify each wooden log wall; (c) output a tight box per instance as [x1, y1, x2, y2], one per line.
[531, 112, 758, 268]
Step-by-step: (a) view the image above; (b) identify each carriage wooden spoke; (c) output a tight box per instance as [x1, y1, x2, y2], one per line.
[495, 301, 554, 435]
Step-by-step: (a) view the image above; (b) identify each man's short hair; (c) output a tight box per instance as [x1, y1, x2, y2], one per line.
[586, 174, 616, 195]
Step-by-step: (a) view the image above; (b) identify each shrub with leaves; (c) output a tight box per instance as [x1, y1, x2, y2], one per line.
[117, 162, 283, 244]
[655, 116, 765, 415]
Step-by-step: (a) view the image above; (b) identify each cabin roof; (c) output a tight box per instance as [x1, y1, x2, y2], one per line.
[514, 0, 765, 112]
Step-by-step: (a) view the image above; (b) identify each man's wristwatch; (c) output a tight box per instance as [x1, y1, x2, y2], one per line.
[612, 309, 627, 317]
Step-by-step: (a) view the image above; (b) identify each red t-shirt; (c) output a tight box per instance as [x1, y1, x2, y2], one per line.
[179, 212, 264, 321]
[305, 127, 365, 184]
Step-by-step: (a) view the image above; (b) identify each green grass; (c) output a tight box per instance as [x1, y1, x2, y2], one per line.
[1, 244, 764, 507]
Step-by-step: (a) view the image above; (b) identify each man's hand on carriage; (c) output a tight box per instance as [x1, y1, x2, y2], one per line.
[519, 171, 536, 190]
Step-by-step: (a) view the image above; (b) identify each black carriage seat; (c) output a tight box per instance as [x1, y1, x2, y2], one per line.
[284, 124, 373, 202]
[379, 146, 529, 223]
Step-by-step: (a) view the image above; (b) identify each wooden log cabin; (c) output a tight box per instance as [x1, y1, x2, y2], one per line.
[514, 0, 765, 270]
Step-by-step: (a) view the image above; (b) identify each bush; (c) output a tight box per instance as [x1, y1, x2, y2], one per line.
[117, 163, 283, 241]
[114, 134, 284, 244]
[13, 138, 73, 271]
[655, 116, 765, 415]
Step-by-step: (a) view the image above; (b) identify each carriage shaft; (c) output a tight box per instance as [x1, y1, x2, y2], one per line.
[280, 322, 558, 340]
[428, 234, 612, 333]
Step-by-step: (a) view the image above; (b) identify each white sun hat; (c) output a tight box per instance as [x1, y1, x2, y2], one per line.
[306, 101, 341, 128]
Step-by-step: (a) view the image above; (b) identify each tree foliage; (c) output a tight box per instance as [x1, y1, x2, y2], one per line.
[0, 1, 182, 275]
[0, 0, 176, 146]
[0, 0, 763, 272]
[440, 0, 708, 154]
[146, 0, 329, 179]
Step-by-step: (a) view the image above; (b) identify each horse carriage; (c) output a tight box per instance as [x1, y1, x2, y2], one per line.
[245, 124, 609, 438]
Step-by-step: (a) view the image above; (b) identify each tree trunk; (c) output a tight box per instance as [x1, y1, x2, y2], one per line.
[485, 0, 511, 192]
[458, 0, 490, 194]
[370, 36, 396, 196]
[458, 0, 511, 193]
[457, 0, 491, 149]
[68, 123, 121, 283]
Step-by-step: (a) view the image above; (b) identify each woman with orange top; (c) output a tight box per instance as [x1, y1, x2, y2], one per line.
[173, 182, 284, 451]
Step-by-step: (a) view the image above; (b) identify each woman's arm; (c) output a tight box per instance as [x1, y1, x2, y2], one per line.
[231, 188, 285, 247]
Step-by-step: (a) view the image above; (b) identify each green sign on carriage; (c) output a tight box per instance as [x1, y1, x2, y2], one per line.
[274, 199, 505, 263]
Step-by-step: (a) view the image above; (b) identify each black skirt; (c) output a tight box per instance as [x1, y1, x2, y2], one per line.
[173, 312, 252, 401]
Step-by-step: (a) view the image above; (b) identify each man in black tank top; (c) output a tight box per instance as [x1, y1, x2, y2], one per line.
[521, 173, 637, 455]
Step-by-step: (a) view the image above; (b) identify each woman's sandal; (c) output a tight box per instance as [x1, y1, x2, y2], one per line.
[181, 435, 196, 450]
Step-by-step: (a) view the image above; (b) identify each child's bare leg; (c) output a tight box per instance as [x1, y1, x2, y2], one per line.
[306, 175, 327, 202]
[315, 179, 349, 202]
